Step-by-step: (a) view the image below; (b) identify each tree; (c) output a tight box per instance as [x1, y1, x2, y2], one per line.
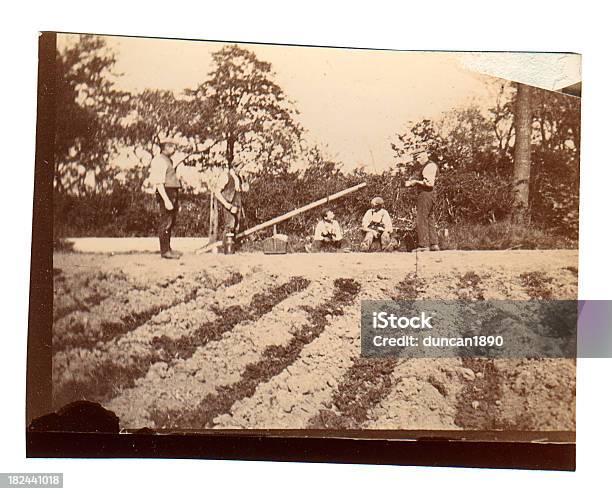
[528, 86, 580, 236]
[122, 89, 197, 189]
[512, 83, 533, 219]
[55, 34, 129, 194]
[186, 44, 303, 174]
[391, 119, 443, 173]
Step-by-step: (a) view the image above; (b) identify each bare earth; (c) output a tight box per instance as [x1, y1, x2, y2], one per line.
[52, 249, 577, 432]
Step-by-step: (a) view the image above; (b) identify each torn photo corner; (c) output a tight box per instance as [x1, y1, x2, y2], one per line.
[28, 32, 581, 469]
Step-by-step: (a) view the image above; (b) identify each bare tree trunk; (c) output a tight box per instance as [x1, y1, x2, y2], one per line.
[513, 83, 533, 221]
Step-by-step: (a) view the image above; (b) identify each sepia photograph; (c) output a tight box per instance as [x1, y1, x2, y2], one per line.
[36, 33, 581, 438]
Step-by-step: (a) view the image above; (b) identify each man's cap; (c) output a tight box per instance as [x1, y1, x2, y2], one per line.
[412, 144, 429, 155]
[371, 197, 385, 206]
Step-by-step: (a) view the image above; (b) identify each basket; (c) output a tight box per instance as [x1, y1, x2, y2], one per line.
[263, 227, 288, 254]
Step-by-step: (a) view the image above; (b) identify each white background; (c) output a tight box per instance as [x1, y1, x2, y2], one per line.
[1, 1, 610, 492]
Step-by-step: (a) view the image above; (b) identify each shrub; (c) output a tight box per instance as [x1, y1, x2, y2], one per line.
[53, 163, 577, 250]
[442, 220, 576, 251]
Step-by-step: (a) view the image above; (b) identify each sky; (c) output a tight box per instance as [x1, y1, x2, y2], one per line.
[59, 34, 500, 172]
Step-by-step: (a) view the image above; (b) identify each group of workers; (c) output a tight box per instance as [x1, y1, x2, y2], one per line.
[306, 147, 441, 253]
[149, 138, 250, 259]
[149, 138, 440, 259]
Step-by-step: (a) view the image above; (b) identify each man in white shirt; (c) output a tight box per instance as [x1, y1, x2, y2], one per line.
[310, 209, 344, 252]
[361, 197, 395, 251]
[149, 138, 182, 259]
[405, 149, 440, 252]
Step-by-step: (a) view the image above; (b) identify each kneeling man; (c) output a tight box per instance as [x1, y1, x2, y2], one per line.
[311, 209, 344, 252]
[361, 197, 395, 251]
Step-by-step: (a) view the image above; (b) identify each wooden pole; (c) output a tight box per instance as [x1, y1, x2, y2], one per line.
[208, 193, 214, 240]
[198, 182, 367, 253]
[208, 193, 219, 253]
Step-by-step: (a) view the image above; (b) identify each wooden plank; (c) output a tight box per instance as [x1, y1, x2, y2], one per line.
[198, 182, 367, 253]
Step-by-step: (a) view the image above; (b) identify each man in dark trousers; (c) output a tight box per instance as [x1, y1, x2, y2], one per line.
[149, 138, 182, 259]
[405, 148, 441, 252]
[214, 163, 248, 247]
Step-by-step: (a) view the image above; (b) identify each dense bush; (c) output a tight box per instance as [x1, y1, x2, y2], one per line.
[54, 183, 211, 237]
[54, 160, 577, 249]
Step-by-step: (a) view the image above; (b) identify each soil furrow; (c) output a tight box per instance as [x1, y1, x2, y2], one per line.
[52, 270, 295, 409]
[108, 280, 329, 428]
[51, 250, 577, 433]
[364, 358, 464, 429]
[148, 276, 310, 362]
[453, 357, 505, 429]
[52, 270, 238, 353]
[306, 274, 419, 429]
[214, 306, 363, 429]
[417, 264, 577, 431]
[212, 272, 410, 429]
[155, 278, 361, 429]
[53, 269, 132, 322]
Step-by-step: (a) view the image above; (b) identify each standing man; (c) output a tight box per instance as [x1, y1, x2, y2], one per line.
[361, 197, 395, 251]
[405, 148, 440, 252]
[214, 163, 248, 244]
[149, 138, 182, 259]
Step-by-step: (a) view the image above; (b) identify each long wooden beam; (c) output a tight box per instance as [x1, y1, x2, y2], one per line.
[198, 181, 367, 253]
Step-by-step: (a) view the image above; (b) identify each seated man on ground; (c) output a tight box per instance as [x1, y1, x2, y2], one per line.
[361, 197, 395, 252]
[309, 209, 345, 252]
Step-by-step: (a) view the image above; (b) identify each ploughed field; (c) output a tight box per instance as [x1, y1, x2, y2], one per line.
[53, 250, 577, 431]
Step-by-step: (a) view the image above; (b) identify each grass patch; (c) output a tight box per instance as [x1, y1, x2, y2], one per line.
[454, 357, 538, 431]
[308, 358, 396, 429]
[53, 237, 75, 252]
[457, 271, 485, 300]
[393, 274, 420, 300]
[564, 266, 578, 276]
[520, 271, 554, 300]
[52, 274, 204, 353]
[443, 220, 576, 250]
[454, 358, 504, 429]
[53, 270, 130, 323]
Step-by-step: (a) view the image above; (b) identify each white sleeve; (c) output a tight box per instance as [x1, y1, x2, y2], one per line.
[149, 155, 165, 185]
[383, 210, 393, 231]
[362, 210, 372, 229]
[333, 221, 344, 240]
[422, 162, 438, 187]
[313, 221, 324, 240]
[215, 172, 229, 193]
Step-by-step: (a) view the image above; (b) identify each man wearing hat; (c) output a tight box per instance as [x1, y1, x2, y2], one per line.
[214, 161, 249, 249]
[405, 148, 440, 252]
[361, 197, 394, 251]
[149, 138, 182, 259]
[309, 209, 345, 252]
